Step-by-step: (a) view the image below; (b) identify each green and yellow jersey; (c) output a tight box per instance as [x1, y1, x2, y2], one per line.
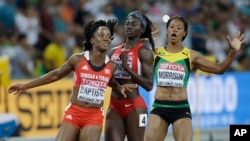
[154, 47, 191, 87]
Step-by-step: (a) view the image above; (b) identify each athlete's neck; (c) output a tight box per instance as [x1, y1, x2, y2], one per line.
[165, 44, 184, 53]
[125, 38, 141, 49]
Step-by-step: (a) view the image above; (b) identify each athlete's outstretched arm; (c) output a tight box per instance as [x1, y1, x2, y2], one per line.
[8, 55, 77, 95]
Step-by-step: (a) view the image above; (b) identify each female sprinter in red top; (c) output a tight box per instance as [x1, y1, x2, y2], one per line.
[8, 19, 137, 141]
[105, 11, 155, 141]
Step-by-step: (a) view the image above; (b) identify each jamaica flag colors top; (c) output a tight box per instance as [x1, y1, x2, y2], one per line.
[154, 47, 191, 87]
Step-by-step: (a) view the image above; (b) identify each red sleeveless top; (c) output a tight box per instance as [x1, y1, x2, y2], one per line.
[110, 42, 143, 80]
[73, 51, 113, 104]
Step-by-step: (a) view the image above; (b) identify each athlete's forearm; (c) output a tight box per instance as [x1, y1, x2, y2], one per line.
[108, 76, 122, 91]
[123, 66, 153, 91]
[23, 70, 61, 90]
[217, 49, 237, 74]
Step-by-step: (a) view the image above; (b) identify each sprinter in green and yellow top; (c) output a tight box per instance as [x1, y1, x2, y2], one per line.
[154, 47, 191, 87]
[144, 15, 245, 141]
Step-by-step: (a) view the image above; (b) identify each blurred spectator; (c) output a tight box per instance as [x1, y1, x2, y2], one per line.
[71, 36, 84, 54]
[73, 0, 93, 27]
[0, 31, 18, 75]
[0, 0, 17, 30]
[0, 0, 249, 75]
[238, 2, 250, 16]
[95, 3, 117, 21]
[234, 0, 250, 9]
[236, 10, 250, 46]
[146, 1, 167, 47]
[124, 0, 135, 16]
[14, 3, 40, 46]
[234, 53, 250, 71]
[156, 0, 172, 15]
[205, 24, 230, 63]
[189, 9, 207, 54]
[58, 0, 74, 24]
[43, 32, 67, 73]
[53, 7, 68, 33]
[73, 0, 93, 37]
[52, 1, 76, 58]
[32, 52, 46, 77]
[83, 0, 106, 16]
[111, 0, 126, 25]
[11, 33, 34, 79]
[0, 33, 3, 54]
[35, 0, 55, 53]
[110, 25, 124, 47]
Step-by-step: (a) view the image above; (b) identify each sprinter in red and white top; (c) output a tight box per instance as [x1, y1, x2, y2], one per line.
[105, 11, 155, 141]
[7, 19, 137, 141]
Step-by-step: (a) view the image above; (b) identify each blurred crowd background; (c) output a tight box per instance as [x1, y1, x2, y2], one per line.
[0, 0, 250, 79]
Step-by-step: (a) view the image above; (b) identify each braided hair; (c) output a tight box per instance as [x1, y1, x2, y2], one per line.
[127, 11, 155, 52]
[83, 19, 117, 51]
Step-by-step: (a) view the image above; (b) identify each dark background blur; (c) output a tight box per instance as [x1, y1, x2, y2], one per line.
[0, 0, 249, 78]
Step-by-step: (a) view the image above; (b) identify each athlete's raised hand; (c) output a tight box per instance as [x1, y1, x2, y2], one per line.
[140, 24, 159, 42]
[227, 31, 245, 51]
[151, 24, 159, 40]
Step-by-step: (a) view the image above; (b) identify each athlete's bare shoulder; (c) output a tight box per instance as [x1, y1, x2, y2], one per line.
[67, 52, 84, 66]
[189, 49, 203, 63]
[74, 52, 85, 57]
[139, 45, 154, 60]
[110, 61, 117, 72]
[109, 45, 121, 56]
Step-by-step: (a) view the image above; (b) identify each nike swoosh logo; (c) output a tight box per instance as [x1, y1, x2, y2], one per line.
[125, 104, 132, 107]
[186, 112, 190, 115]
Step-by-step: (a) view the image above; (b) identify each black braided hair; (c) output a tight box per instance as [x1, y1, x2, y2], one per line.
[83, 19, 117, 51]
[127, 11, 155, 52]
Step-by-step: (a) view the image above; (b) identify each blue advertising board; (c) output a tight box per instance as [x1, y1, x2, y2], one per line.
[139, 72, 250, 129]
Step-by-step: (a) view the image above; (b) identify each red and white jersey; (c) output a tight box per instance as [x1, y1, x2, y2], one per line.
[111, 42, 143, 80]
[73, 51, 113, 104]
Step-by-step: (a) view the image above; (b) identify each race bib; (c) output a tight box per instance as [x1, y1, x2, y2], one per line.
[114, 61, 132, 79]
[77, 85, 105, 104]
[157, 69, 185, 87]
[139, 114, 147, 127]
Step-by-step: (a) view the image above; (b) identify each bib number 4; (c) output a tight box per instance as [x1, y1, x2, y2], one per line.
[139, 114, 147, 127]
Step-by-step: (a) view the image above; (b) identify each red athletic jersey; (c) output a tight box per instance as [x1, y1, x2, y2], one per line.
[73, 51, 113, 104]
[110, 42, 143, 80]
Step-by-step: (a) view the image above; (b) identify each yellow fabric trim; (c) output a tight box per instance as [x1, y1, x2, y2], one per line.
[156, 47, 192, 69]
